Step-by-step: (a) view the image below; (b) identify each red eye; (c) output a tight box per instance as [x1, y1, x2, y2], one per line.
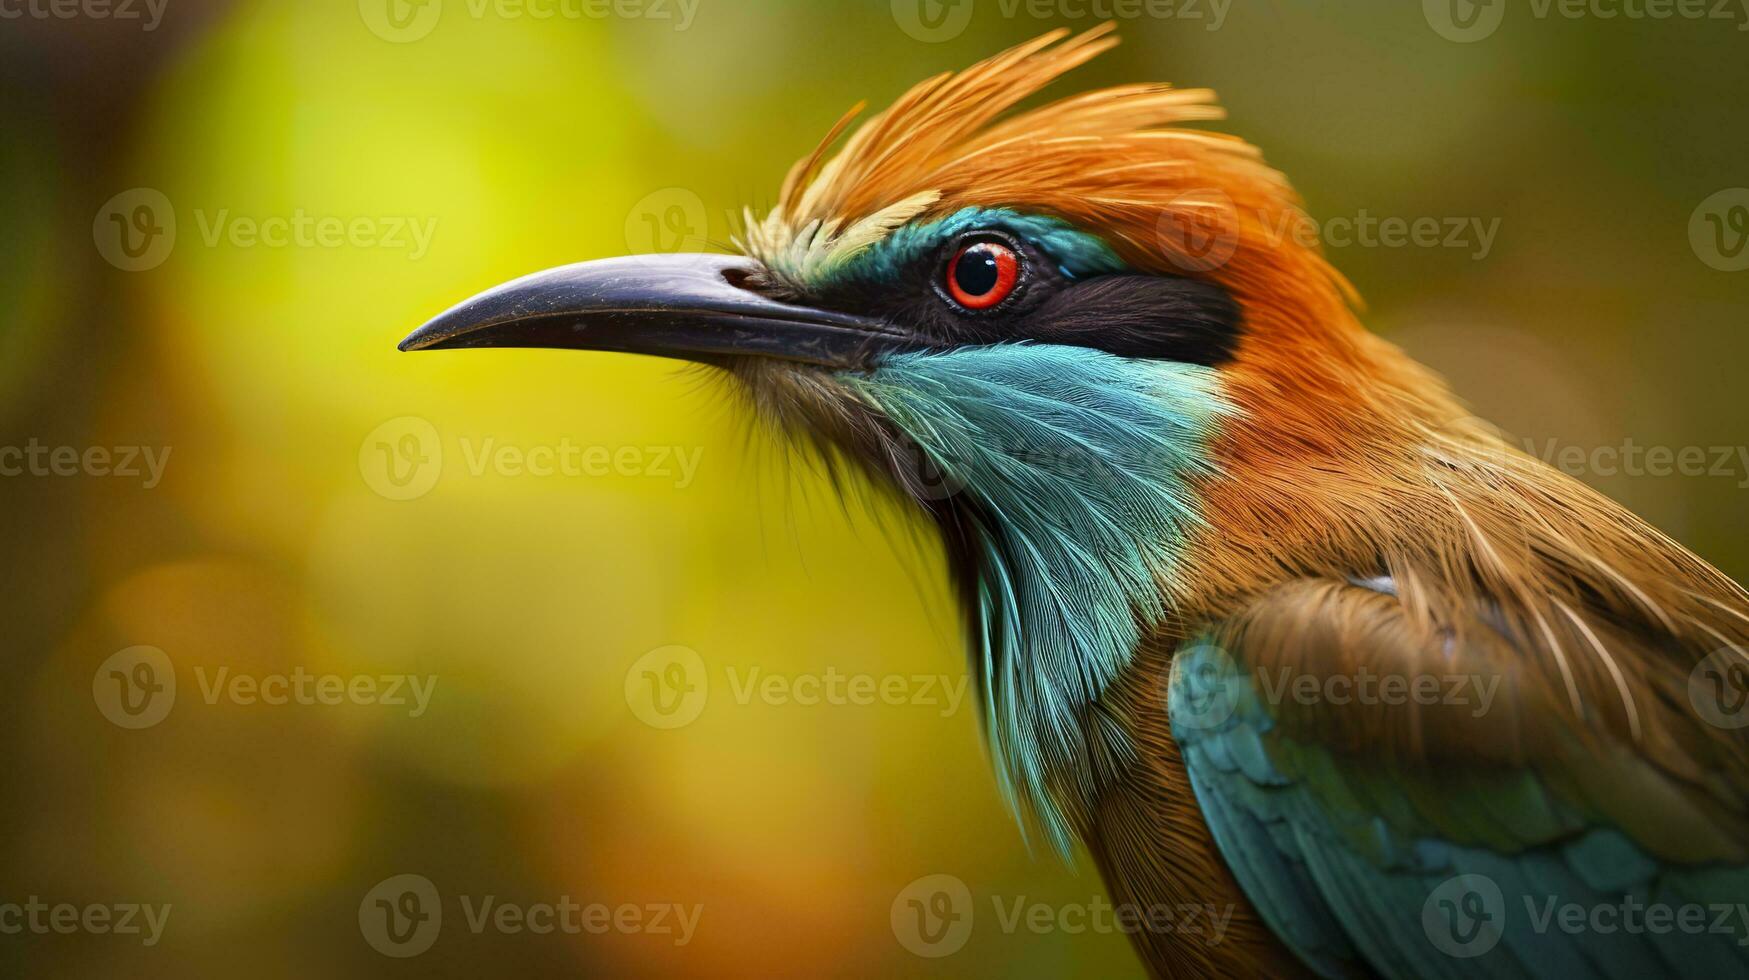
[945, 241, 1020, 310]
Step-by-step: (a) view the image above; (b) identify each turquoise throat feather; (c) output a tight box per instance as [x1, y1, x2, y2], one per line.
[839, 344, 1231, 852]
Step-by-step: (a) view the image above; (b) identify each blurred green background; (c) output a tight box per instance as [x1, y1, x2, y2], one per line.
[1, 0, 1745, 975]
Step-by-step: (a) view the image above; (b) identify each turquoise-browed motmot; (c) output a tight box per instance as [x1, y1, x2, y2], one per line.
[400, 26, 1749, 978]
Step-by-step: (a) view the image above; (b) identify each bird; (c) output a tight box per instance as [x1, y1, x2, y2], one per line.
[399, 25, 1749, 979]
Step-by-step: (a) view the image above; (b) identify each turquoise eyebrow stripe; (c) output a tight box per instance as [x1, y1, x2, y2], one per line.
[837, 207, 1129, 284]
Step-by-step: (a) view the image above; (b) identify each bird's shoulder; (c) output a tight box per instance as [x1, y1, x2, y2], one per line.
[1151, 570, 1749, 978]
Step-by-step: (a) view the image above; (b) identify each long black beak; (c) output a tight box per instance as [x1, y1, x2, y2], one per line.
[398, 253, 909, 369]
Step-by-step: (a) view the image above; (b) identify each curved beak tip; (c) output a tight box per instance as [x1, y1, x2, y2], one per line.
[391, 253, 910, 368]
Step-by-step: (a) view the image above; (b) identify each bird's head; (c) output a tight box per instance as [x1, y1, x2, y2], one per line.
[400, 25, 1444, 849]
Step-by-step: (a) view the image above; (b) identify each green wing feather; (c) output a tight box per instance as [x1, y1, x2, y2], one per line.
[1171, 579, 1749, 979]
